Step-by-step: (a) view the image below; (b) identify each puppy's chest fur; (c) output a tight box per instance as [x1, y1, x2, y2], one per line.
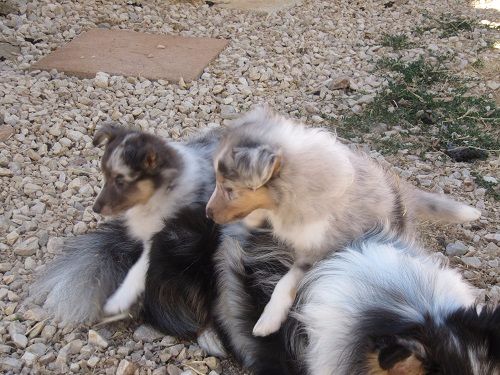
[125, 198, 172, 242]
[269, 215, 332, 259]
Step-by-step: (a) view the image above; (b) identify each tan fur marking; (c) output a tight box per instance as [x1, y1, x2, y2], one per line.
[389, 355, 424, 375]
[144, 151, 157, 170]
[367, 353, 389, 375]
[222, 187, 274, 222]
[366, 352, 424, 375]
[99, 179, 156, 216]
[126, 179, 156, 206]
[208, 184, 275, 224]
[271, 154, 282, 178]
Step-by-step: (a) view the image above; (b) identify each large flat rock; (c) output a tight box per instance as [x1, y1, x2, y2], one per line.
[31, 29, 228, 82]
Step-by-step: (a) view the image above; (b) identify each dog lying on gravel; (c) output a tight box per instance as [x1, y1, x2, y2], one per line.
[206, 106, 482, 337]
[217, 227, 500, 375]
[31, 123, 225, 346]
[30, 116, 495, 375]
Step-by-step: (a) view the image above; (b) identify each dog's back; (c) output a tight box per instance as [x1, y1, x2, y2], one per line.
[293, 231, 499, 375]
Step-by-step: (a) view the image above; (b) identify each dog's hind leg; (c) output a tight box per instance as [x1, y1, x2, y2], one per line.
[104, 242, 150, 315]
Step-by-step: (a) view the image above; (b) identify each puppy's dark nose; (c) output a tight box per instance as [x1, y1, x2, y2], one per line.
[206, 207, 214, 220]
[93, 201, 102, 214]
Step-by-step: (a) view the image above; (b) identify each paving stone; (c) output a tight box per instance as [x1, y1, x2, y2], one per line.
[32, 29, 228, 82]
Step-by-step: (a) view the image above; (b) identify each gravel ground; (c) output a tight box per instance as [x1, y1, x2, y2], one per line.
[0, 0, 498, 374]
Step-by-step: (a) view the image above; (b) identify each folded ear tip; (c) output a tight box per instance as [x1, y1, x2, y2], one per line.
[93, 122, 122, 146]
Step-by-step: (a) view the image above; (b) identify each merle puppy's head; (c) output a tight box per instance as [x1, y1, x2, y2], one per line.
[92, 123, 181, 216]
[206, 138, 282, 224]
[363, 306, 500, 375]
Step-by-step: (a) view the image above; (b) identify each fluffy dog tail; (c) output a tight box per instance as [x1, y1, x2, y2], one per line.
[29, 221, 141, 325]
[408, 189, 481, 224]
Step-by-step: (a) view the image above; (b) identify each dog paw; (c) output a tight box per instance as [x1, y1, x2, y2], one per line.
[252, 308, 284, 337]
[103, 294, 132, 315]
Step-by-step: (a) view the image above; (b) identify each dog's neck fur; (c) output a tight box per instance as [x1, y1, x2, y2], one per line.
[124, 143, 200, 242]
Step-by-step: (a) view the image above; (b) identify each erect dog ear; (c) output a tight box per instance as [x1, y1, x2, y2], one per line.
[143, 147, 158, 171]
[377, 339, 424, 375]
[232, 144, 282, 189]
[122, 140, 160, 172]
[93, 122, 124, 146]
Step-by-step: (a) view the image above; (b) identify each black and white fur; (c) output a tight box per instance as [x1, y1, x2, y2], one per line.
[291, 231, 500, 375]
[214, 227, 500, 375]
[96, 125, 216, 316]
[31, 126, 224, 344]
[214, 225, 301, 375]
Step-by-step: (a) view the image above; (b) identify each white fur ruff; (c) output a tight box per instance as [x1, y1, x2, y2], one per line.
[295, 239, 477, 375]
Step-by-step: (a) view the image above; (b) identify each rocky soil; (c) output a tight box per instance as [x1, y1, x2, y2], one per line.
[0, 0, 498, 374]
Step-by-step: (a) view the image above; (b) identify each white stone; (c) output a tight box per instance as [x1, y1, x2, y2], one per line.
[95, 72, 110, 88]
[14, 237, 39, 256]
[88, 329, 108, 349]
[22, 351, 38, 366]
[12, 333, 28, 348]
[116, 359, 136, 375]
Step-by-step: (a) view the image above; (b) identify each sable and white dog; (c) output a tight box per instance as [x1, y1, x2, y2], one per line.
[206, 107, 481, 337]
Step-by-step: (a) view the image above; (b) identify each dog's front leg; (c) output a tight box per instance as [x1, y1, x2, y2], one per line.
[252, 264, 305, 337]
[103, 242, 150, 315]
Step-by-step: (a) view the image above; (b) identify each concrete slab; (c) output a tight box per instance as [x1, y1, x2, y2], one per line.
[31, 29, 228, 82]
[213, 0, 301, 12]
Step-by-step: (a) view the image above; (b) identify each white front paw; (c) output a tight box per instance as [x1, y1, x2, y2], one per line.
[103, 293, 133, 315]
[252, 305, 287, 337]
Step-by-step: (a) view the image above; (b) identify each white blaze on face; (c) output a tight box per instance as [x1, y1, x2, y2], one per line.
[107, 143, 133, 178]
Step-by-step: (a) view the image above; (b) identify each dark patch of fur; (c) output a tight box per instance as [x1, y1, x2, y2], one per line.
[235, 139, 262, 150]
[143, 203, 221, 339]
[346, 305, 500, 375]
[121, 133, 181, 179]
[93, 122, 127, 147]
[218, 160, 237, 180]
[215, 229, 303, 375]
[378, 342, 412, 370]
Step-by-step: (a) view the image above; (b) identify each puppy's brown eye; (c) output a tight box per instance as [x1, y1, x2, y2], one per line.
[225, 187, 234, 200]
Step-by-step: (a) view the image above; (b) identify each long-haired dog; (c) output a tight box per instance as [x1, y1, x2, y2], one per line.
[31, 124, 224, 343]
[291, 230, 500, 375]
[215, 227, 500, 375]
[206, 107, 481, 337]
[30, 115, 492, 374]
